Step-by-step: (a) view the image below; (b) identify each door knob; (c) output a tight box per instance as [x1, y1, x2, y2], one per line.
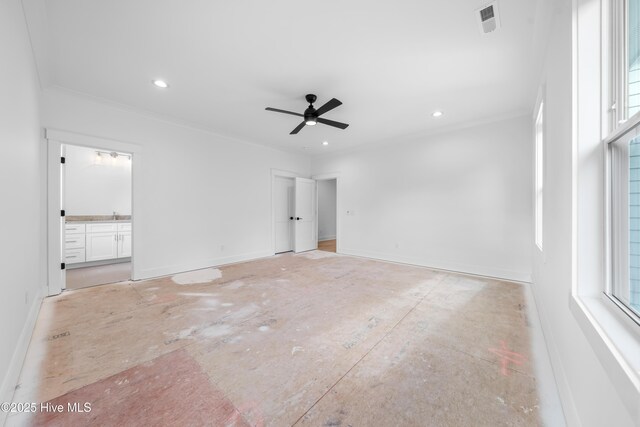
[290, 217, 294, 220]
[296, 217, 302, 220]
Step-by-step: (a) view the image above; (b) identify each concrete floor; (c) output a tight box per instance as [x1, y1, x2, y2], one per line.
[66, 262, 131, 290]
[10, 252, 551, 426]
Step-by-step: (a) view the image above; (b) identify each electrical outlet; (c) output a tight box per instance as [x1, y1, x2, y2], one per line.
[220, 245, 225, 252]
[395, 243, 400, 249]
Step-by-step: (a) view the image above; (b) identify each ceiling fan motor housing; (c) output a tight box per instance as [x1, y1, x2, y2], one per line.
[304, 94, 318, 124]
[304, 106, 317, 123]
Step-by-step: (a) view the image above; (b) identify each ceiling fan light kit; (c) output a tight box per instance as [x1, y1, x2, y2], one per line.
[266, 94, 349, 135]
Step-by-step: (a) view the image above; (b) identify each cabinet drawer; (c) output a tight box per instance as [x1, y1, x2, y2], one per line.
[65, 235, 85, 249]
[86, 223, 117, 233]
[65, 248, 86, 264]
[65, 223, 86, 234]
[117, 222, 132, 232]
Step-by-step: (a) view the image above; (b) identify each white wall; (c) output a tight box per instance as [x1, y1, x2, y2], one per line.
[0, 0, 46, 422]
[64, 144, 132, 216]
[42, 88, 310, 279]
[531, 0, 635, 425]
[317, 179, 336, 241]
[312, 115, 533, 282]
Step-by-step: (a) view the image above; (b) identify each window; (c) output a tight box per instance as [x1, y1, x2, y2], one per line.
[628, 0, 640, 118]
[610, 130, 640, 318]
[610, 0, 640, 126]
[535, 102, 544, 251]
[608, 0, 640, 320]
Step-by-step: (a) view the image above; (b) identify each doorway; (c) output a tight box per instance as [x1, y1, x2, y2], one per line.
[272, 172, 318, 254]
[317, 178, 337, 253]
[62, 143, 132, 290]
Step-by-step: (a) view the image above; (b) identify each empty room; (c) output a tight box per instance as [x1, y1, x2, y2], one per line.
[2, 0, 639, 426]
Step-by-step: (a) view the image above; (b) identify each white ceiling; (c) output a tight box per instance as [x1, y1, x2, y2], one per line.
[25, 0, 546, 154]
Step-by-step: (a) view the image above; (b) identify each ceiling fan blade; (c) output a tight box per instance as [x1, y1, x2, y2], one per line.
[317, 117, 349, 130]
[290, 121, 306, 134]
[315, 98, 342, 116]
[266, 107, 304, 118]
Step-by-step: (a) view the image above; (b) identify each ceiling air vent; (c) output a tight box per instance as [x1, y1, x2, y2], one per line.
[477, 2, 500, 34]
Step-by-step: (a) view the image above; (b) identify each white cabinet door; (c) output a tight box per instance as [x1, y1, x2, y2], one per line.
[86, 232, 118, 261]
[118, 231, 132, 258]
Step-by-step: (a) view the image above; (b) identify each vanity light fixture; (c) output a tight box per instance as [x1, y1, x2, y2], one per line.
[322, 141, 329, 146]
[95, 150, 131, 160]
[432, 111, 444, 118]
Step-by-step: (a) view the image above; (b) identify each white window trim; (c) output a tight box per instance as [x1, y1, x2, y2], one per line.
[570, 0, 640, 422]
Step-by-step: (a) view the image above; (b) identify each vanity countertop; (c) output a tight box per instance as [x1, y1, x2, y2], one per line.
[66, 215, 131, 223]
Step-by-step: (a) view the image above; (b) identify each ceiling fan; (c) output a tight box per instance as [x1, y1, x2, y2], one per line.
[265, 94, 349, 135]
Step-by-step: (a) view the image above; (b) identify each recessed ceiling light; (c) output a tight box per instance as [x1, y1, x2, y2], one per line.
[432, 111, 443, 118]
[152, 79, 169, 89]
[322, 141, 329, 146]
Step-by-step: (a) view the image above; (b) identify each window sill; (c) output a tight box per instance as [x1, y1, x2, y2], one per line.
[570, 294, 640, 422]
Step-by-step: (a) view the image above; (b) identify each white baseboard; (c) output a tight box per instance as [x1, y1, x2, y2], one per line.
[529, 282, 580, 426]
[339, 247, 532, 283]
[318, 235, 336, 242]
[0, 285, 46, 427]
[136, 250, 274, 281]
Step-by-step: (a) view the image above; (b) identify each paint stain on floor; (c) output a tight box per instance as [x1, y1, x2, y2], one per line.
[31, 349, 250, 427]
[10, 252, 545, 427]
[171, 268, 222, 285]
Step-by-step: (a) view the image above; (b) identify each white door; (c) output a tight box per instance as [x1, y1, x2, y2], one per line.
[60, 145, 66, 290]
[294, 177, 317, 253]
[118, 231, 132, 258]
[86, 232, 118, 261]
[274, 176, 295, 253]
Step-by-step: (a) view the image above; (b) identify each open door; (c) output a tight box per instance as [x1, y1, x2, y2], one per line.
[47, 139, 64, 295]
[294, 177, 317, 253]
[274, 176, 295, 253]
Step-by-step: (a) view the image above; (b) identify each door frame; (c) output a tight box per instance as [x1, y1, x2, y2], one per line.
[271, 169, 305, 255]
[46, 129, 142, 296]
[312, 172, 341, 254]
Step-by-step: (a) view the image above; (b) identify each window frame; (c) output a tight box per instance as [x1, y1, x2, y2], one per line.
[609, 0, 640, 130]
[568, 0, 640, 421]
[606, 125, 640, 325]
[607, 0, 640, 324]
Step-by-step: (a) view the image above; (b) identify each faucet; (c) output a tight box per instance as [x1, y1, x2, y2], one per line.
[113, 211, 117, 220]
